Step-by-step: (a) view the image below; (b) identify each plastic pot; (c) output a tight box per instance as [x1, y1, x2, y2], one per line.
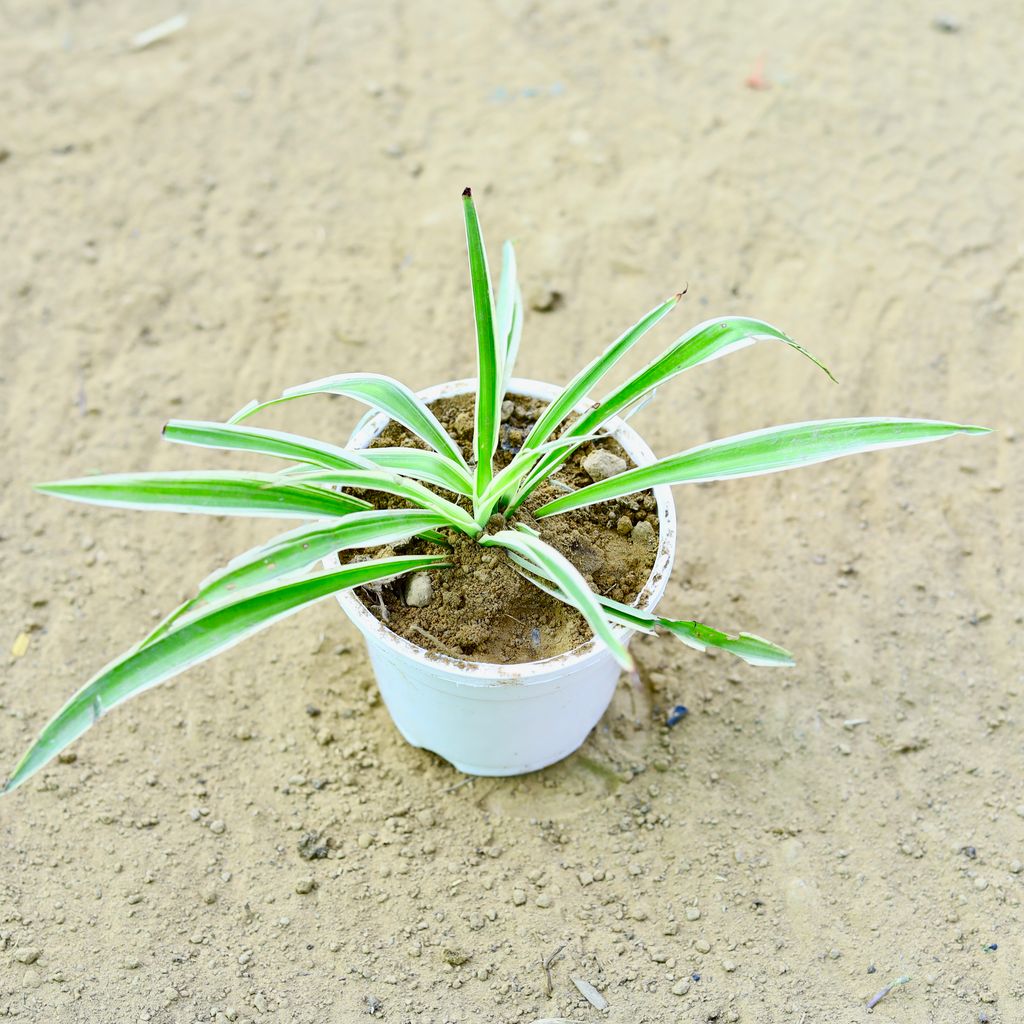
[323, 377, 676, 776]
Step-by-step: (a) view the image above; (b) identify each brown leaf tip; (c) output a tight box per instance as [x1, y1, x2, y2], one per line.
[462, 186, 473, 198]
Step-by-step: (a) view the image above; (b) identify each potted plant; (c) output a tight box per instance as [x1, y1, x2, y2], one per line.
[2, 189, 987, 792]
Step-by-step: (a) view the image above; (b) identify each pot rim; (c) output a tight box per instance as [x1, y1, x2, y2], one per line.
[328, 376, 676, 681]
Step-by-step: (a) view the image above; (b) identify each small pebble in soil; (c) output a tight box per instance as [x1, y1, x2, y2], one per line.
[13, 948, 40, 964]
[631, 519, 656, 547]
[305, 704, 321, 717]
[295, 876, 316, 894]
[616, 514, 633, 535]
[582, 449, 627, 482]
[529, 286, 563, 313]
[686, 907, 701, 921]
[404, 572, 433, 608]
[691, 972, 701, 982]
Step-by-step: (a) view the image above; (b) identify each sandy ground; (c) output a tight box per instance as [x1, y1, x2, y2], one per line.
[1, 2, 1022, 1022]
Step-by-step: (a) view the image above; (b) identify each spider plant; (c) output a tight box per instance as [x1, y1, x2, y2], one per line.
[3, 188, 987, 794]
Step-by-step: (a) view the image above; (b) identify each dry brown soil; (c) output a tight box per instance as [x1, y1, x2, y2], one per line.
[1, 3, 1022, 1023]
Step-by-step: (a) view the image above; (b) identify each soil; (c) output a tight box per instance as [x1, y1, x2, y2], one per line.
[1, 3, 1022, 1024]
[344, 393, 659, 663]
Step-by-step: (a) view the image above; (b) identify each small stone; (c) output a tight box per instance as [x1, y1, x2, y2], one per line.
[723, 959, 737, 972]
[22, 969, 41, 989]
[500, 400, 515, 421]
[695, 939, 711, 954]
[511, 888, 526, 906]
[305, 704, 321, 717]
[416, 808, 435, 827]
[58, 751, 77, 764]
[582, 449, 627, 482]
[294, 876, 316, 895]
[686, 907, 701, 921]
[357, 833, 373, 849]
[1017, 804, 1024, 818]
[14, 947, 40, 964]
[932, 14, 961, 32]
[209, 820, 226, 835]
[631, 519, 657, 547]
[121, 958, 141, 969]
[974, 877, 988, 891]
[235, 726, 252, 741]
[315, 727, 334, 746]
[535, 893, 552, 908]
[577, 871, 594, 887]
[529, 286, 562, 313]
[1009, 860, 1022, 874]
[672, 980, 691, 996]
[616, 515, 633, 535]
[829, 948, 842, 960]
[404, 572, 433, 608]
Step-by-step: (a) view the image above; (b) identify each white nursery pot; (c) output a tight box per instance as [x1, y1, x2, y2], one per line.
[324, 377, 676, 776]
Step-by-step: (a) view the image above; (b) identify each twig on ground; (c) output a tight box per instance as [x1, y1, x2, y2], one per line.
[542, 944, 566, 996]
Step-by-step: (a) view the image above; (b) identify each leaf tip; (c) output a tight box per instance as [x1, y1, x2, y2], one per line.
[673, 284, 689, 303]
[462, 186, 473, 198]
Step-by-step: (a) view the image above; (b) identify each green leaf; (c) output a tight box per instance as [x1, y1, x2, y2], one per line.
[36, 471, 370, 519]
[2, 554, 448, 794]
[230, 373, 467, 470]
[162, 419, 375, 472]
[518, 293, 682, 455]
[657, 618, 794, 667]
[581, 316, 835, 432]
[479, 528, 633, 670]
[283, 468, 481, 535]
[462, 187, 502, 495]
[535, 418, 990, 517]
[140, 509, 450, 647]
[508, 316, 833, 512]
[508, 554, 793, 666]
[495, 241, 523, 391]
[357, 448, 474, 496]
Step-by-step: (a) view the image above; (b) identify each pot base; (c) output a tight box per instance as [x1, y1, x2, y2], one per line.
[388, 708, 608, 777]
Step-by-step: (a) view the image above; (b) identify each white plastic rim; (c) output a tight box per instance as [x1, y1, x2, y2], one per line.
[324, 377, 676, 776]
